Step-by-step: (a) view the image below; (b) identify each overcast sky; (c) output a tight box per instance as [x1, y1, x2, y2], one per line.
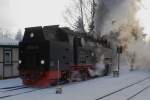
[0, 0, 69, 31]
[1, 0, 150, 36]
[0, 0, 13, 28]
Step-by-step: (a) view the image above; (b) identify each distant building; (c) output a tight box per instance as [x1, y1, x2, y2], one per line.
[0, 37, 19, 79]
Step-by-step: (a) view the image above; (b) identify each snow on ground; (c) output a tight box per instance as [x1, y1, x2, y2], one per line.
[0, 78, 22, 88]
[0, 66, 150, 100]
[132, 86, 150, 100]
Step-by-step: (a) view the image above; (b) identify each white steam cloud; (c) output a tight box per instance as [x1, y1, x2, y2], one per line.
[94, 0, 150, 69]
[94, 0, 140, 37]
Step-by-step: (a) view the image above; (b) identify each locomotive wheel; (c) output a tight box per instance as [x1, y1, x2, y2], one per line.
[70, 71, 82, 82]
[70, 71, 89, 82]
[80, 71, 88, 81]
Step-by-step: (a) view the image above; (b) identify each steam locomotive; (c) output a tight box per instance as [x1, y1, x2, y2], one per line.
[18, 25, 113, 87]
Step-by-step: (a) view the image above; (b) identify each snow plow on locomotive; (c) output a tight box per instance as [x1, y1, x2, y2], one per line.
[18, 25, 113, 87]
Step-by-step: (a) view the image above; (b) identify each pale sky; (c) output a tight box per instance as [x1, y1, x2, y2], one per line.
[0, 0, 70, 31]
[138, 0, 150, 35]
[1, 0, 150, 36]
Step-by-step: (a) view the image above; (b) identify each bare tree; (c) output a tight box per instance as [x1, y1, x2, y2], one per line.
[64, 0, 96, 33]
[64, 0, 109, 36]
[89, 0, 96, 32]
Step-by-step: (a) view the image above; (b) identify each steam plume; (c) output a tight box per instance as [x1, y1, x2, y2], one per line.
[94, 0, 150, 69]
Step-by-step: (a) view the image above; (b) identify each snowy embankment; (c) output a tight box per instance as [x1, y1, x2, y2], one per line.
[0, 78, 22, 89]
[0, 67, 150, 100]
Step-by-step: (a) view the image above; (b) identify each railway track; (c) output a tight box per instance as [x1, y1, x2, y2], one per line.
[0, 85, 42, 99]
[126, 84, 150, 100]
[0, 85, 25, 90]
[0, 79, 81, 99]
[1, 75, 150, 99]
[0, 86, 28, 92]
[0, 78, 94, 99]
[0, 88, 42, 99]
[0, 86, 44, 99]
[96, 75, 150, 100]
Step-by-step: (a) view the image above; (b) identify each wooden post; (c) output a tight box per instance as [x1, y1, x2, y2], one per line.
[56, 60, 62, 94]
[117, 53, 120, 76]
[116, 46, 122, 77]
[57, 60, 60, 85]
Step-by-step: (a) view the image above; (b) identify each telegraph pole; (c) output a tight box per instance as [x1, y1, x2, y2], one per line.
[117, 51, 120, 75]
[117, 46, 122, 76]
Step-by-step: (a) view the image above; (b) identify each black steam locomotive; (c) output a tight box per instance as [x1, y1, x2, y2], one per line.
[18, 25, 112, 87]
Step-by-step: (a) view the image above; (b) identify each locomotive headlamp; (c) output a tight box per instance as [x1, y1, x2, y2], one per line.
[40, 60, 45, 65]
[91, 52, 94, 56]
[30, 33, 34, 38]
[19, 60, 22, 64]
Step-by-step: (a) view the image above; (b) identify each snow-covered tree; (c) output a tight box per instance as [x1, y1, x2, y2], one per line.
[0, 28, 3, 37]
[0, 28, 12, 38]
[15, 29, 23, 42]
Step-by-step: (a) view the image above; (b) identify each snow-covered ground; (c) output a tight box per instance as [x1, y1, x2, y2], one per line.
[0, 66, 150, 100]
